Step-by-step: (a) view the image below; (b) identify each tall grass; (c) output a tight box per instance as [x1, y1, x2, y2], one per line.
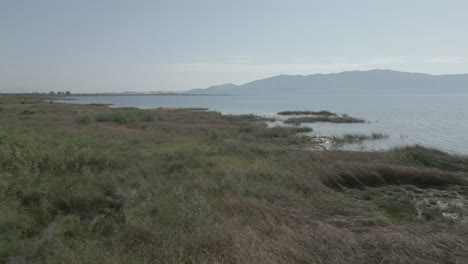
[332, 132, 388, 144]
[222, 114, 276, 122]
[76, 109, 162, 124]
[320, 163, 466, 190]
[389, 145, 468, 172]
[1, 94, 468, 263]
[278, 110, 337, 116]
[284, 114, 366, 125]
[0, 127, 127, 262]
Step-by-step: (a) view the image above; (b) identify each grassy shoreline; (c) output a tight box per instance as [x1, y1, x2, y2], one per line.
[1, 94, 468, 263]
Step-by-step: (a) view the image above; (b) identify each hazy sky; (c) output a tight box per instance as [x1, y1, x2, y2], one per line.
[1, 0, 468, 93]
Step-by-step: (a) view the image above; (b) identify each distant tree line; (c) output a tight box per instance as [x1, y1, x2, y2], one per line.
[49, 91, 71, 95]
[11, 91, 73, 95]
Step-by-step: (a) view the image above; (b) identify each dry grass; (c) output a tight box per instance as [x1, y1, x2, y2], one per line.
[1, 94, 467, 264]
[320, 162, 466, 190]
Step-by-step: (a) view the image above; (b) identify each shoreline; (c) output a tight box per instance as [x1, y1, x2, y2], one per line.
[54, 97, 468, 155]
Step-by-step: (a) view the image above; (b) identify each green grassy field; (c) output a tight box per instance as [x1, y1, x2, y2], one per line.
[1, 94, 467, 263]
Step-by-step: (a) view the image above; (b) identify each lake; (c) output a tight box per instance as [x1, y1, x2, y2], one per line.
[58, 94, 468, 155]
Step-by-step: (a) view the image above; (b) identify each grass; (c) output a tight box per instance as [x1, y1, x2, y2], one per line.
[319, 160, 466, 190]
[284, 113, 366, 125]
[1, 94, 468, 263]
[332, 132, 388, 145]
[0, 94, 58, 105]
[277, 110, 337, 116]
[349, 186, 467, 224]
[222, 113, 276, 122]
[20, 109, 36, 115]
[182, 107, 209, 111]
[389, 145, 468, 172]
[76, 109, 162, 124]
[351, 189, 420, 223]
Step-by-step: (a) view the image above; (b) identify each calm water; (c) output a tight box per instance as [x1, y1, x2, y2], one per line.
[59, 94, 468, 155]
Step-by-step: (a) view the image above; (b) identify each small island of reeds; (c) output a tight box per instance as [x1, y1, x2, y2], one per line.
[278, 110, 366, 125]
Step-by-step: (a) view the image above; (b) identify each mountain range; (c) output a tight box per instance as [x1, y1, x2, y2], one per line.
[184, 69, 468, 95]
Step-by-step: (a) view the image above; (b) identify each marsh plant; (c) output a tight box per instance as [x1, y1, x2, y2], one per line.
[1, 95, 468, 264]
[76, 109, 162, 124]
[332, 133, 388, 145]
[277, 110, 337, 116]
[283, 113, 366, 125]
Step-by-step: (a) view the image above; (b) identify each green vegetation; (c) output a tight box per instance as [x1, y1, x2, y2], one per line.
[278, 110, 337, 116]
[389, 145, 468, 172]
[20, 109, 36, 115]
[284, 113, 366, 125]
[371, 195, 419, 223]
[278, 110, 366, 125]
[222, 113, 276, 122]
[76, 109, 162, 124]
[182, 107, 209, 111]
[349, 186, 467, 224]
[0, 94, 57, 105]
[332, 132, 388, 145]
[1, 94, 467, 263]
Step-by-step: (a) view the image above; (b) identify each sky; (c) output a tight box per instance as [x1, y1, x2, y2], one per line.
[1, 0, 468, 93]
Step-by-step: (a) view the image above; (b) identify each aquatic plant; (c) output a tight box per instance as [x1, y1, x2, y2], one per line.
[284, 114, 366, 125]
[278, 110, 337, 116]
[332, 132, 388, 144]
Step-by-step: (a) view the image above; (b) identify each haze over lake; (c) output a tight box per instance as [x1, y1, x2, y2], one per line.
[60, 93, 468, 155]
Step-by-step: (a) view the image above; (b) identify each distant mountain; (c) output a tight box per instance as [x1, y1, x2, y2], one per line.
[186, 83, 239, 95]
[184, 70, 468, 95]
